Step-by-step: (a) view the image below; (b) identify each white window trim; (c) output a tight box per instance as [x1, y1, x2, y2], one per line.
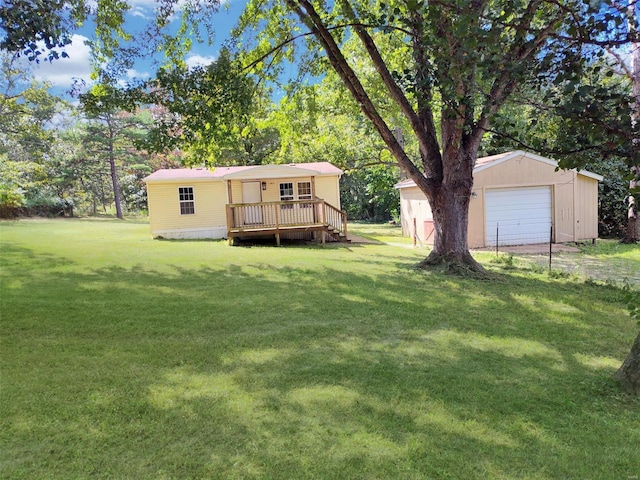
[178, 186, 196, 215]
[297, 181, 312, 208]
[279, 182, 294, 210]
[297, 181, 312, 200]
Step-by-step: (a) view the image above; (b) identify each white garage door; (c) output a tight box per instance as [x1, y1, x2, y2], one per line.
[485, 186, 552, 246]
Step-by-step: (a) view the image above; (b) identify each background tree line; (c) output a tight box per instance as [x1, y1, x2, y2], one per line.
[0, 46, 634, 237]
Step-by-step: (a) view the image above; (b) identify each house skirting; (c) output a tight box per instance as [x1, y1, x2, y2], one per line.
[151, 226, 227, 240]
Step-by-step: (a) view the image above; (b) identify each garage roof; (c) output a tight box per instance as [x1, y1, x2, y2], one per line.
[395, 150, 603, 189]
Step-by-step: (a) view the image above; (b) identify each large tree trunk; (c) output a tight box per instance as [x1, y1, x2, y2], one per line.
[415, 182, 482, 273]
[109, 151, 123, 220]
[414, 150, 486, 274]
[614, 331, 640, 394]
[623, 164, 639, 244]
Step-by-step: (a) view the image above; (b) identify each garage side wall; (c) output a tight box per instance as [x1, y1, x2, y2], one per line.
[575, 175, 599, 241]
[146, 180, 228, 239]
[399, 186, 434, 244]
[553, 173, 576, 243]
[468, 189, 485, 248]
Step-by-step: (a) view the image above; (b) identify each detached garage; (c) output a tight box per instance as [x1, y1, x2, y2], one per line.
[396, 151, 603, 248]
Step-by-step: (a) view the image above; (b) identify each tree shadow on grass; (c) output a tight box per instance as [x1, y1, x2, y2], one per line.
[2, 245, 639, 479]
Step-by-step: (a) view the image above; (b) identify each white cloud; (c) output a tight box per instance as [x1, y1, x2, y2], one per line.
[185, 53, 217, 69]
[126, 68, 150, 80]
[116, 68, 150, 88]
[130, 7, 150, 19]
[33, 34, 93, 89]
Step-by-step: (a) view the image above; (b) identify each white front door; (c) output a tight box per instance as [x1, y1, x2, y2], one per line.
[242, 181, 263, 224]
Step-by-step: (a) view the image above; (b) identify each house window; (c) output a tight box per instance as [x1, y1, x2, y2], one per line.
[179, 187, 195, 215]
[298, 181, 312, 207]
[280, 182, 294, 209]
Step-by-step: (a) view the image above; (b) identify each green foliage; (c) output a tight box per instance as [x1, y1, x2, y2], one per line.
[0, 52, 66, 162]
[491, 254, 516, 269]
[136, 49, 259, 166]
[265, 77, 405, 221]
[587, 158, 630, 238]
[623, 280, 640, 322]
[484, 57, 636, 239]
[341, 166, 400, 222]
[0, 0, 85, 62]
[0, 184, 25, 217]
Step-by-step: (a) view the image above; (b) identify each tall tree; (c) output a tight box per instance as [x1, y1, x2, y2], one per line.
[0, 52, 68, 214]
[80, 85, 151, 219]
[137, 49, 266, 166]
[235, 0, 636, 272]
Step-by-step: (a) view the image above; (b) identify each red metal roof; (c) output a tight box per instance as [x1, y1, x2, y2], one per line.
[144, 162, 343, 182]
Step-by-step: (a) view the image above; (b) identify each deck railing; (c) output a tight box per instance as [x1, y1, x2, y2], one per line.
[226, 199, 347, 240]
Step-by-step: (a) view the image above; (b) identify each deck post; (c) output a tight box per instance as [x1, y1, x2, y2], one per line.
[322, 202, 327, 245]
[226, 205, 234, 239]
[343, 213, 348, 241]
[227, 180, 233, 203]
[275, 204, 280, 247]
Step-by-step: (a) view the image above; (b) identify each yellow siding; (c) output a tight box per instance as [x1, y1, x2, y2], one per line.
[575, 175, 599, 240]
[230, 180, 243, 203]
[314, 176, 341, 208]
[399, 186, 434, 243]
[472, 154, 588, 245]
[147, 180, 227, 238]
[399, 153, 601, 247]
[468, 188, 485, 248]
[230, 175, 341, 207]
[554, 176, 575, 243]
[473, 154, 575, 187]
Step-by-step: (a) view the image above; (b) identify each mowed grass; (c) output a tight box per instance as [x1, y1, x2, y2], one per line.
[1, 219, 639, 480]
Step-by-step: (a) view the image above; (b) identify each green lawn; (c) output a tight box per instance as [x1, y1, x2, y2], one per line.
[1, 219, 639, 479]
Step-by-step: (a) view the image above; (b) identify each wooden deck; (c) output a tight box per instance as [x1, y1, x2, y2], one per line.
[226, 199, 348, 246]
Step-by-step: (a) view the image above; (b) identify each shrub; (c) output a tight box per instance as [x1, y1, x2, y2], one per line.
[0, 187, 26, 218]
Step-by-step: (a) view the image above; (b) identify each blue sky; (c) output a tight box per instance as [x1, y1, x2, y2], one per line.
[31, 0, 247, 99]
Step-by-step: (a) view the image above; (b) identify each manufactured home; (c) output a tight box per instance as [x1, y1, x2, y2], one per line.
[395, 151, 603, 248]
[143, 162, 346, 245]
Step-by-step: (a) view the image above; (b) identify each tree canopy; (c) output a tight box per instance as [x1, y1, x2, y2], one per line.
[235, 0, 637, 271]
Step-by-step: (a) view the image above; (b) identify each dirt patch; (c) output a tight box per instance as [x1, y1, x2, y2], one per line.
[346, 234, 383, 244]
[543, 253, 640, 287]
